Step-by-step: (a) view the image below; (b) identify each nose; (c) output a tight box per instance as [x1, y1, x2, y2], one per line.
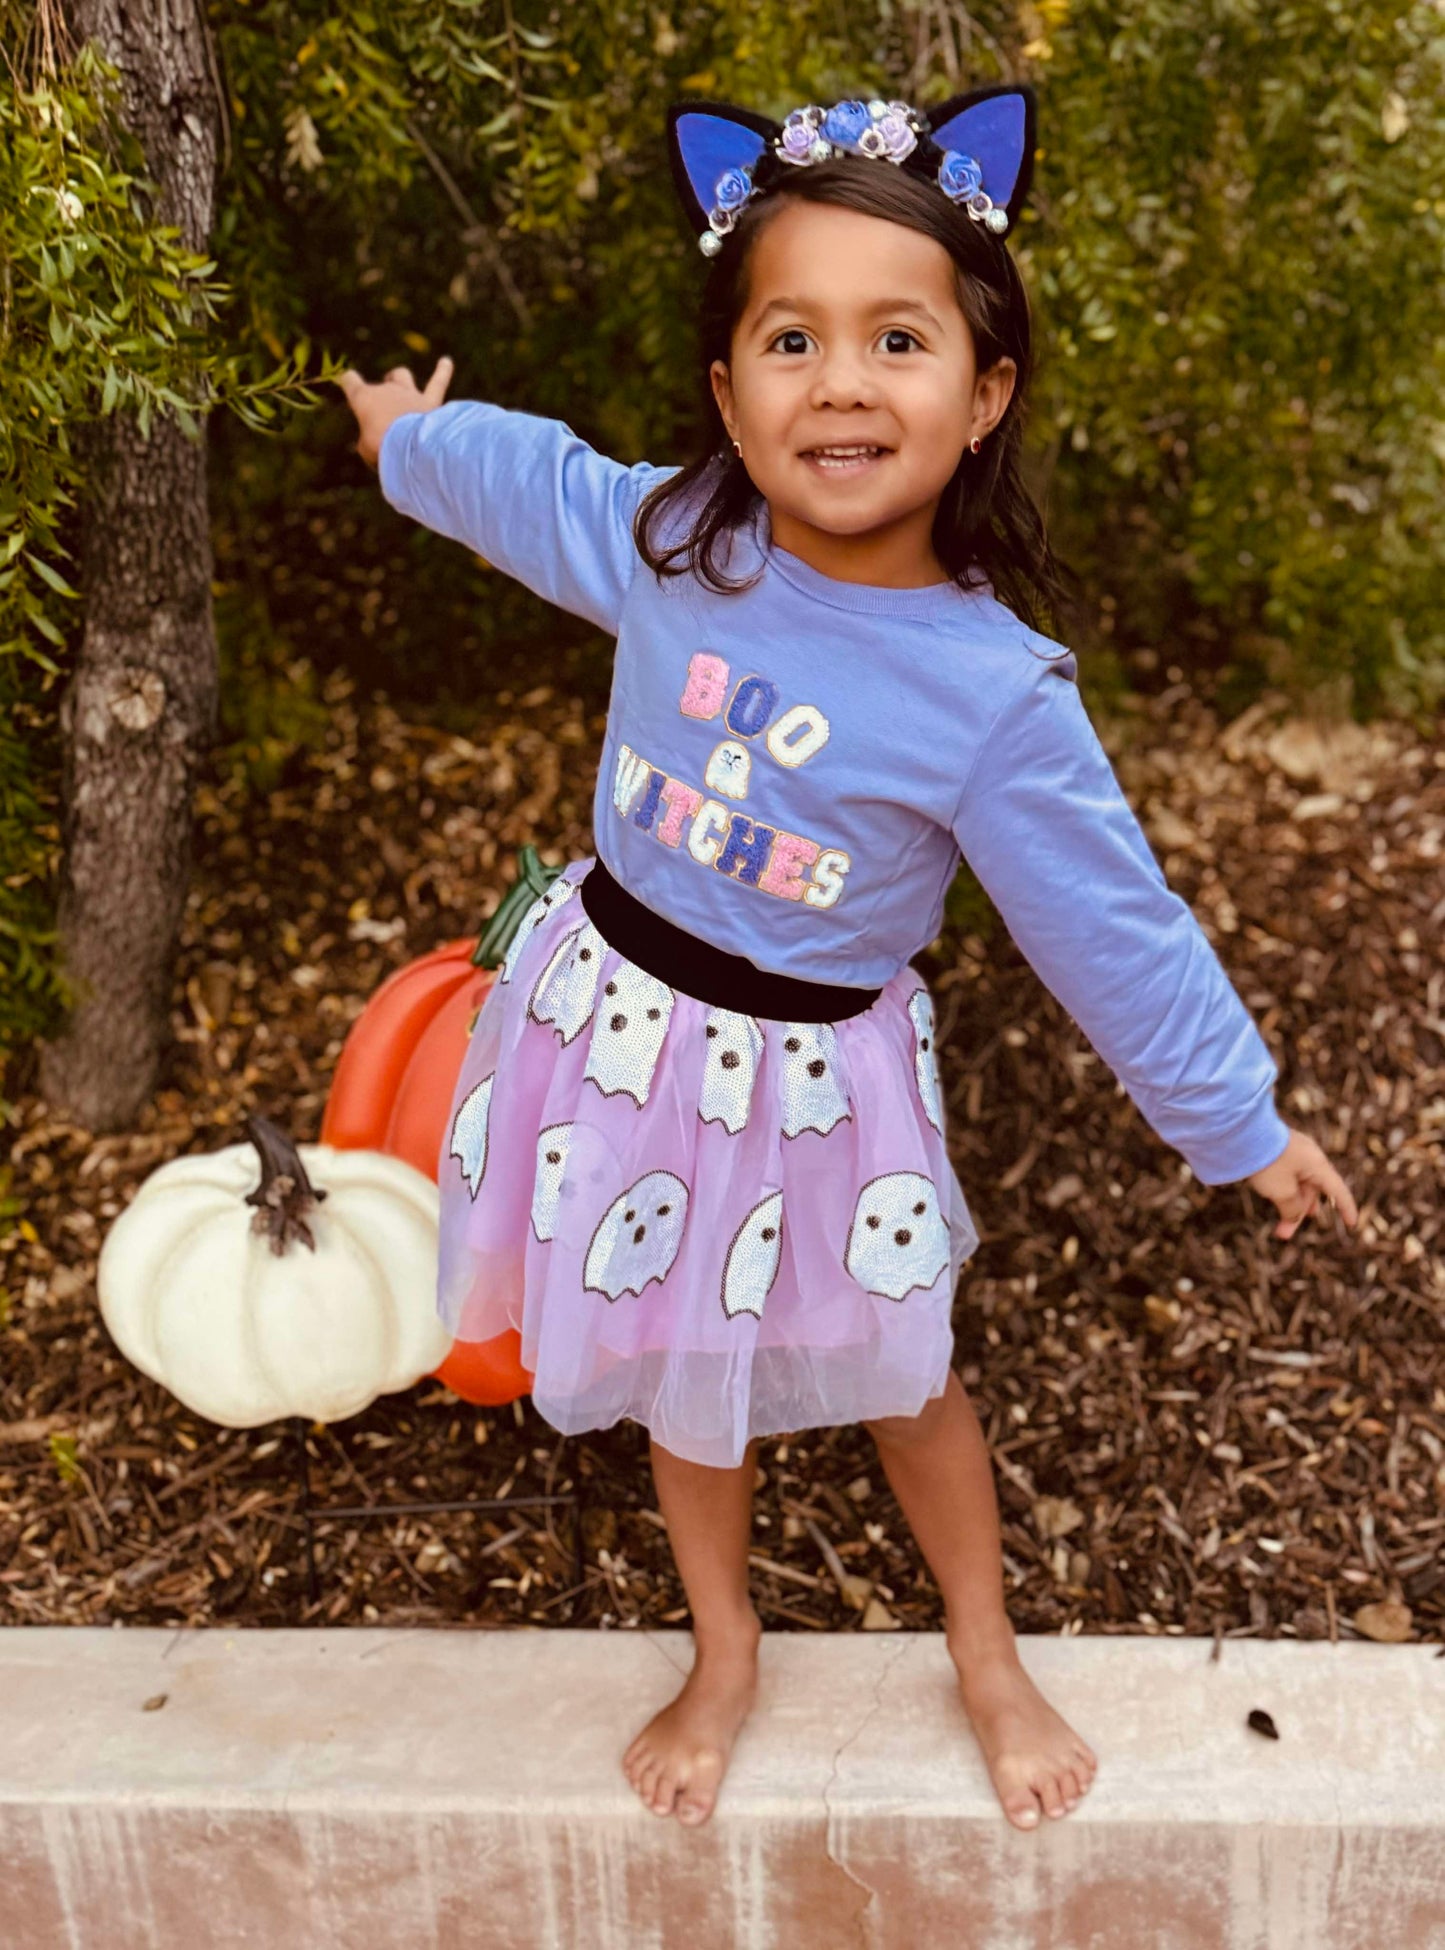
[809, 339, 882, 413]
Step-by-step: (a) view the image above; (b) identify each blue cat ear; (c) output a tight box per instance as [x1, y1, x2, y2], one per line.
[927, 85, 1036, 224]
[667, 101, 777, 232]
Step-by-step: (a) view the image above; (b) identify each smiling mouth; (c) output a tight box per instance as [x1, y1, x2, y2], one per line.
[799, 444, 892, 475]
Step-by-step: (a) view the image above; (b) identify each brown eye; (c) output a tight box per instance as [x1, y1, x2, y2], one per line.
[913, 1200, 926, 1215]
[761, 1226, 777, 1242]
[657, 1203, 672, 1216]
[706, 1024, 718, 1038]
[579, 947, 592, 961]
[545, 1150, 561, 1164]
[647, 1007, 660, 1021]
[866, 1214, 880, 1230]
[784, 1036, 801, 1053]
[605, 980, 617, 996]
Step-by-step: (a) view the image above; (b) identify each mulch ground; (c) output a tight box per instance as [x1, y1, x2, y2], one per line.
[2, 663, 1441, 1647]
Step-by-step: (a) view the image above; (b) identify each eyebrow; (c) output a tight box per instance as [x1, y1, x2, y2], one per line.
[751, 295, 945, 331]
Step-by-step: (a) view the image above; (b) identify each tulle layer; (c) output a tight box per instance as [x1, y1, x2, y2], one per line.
[435, 860, 980, 1468]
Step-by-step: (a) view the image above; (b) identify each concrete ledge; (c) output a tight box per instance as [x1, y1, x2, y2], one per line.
[3, 1626, 1444, 1948]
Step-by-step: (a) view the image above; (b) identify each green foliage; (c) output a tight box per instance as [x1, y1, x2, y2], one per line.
[1032, 0, 1445, 717]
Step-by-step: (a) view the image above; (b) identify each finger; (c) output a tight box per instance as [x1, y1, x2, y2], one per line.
[335, 368, 366, 398]
[422, 355, 454, 408]
[385, 366, 417, 390]
[1316, 1160, 1359, 1229]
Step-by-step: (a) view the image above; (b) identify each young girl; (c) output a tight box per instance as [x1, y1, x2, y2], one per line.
[339, 83, 1357, 1835]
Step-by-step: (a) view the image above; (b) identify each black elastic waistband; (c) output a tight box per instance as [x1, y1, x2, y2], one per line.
[578, 859, 882, 1023]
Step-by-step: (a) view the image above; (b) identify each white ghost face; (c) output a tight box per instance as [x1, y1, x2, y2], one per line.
[448, 1071, 495, 1199]
[583, 1171, 690, 1301]
[844, 1172, 951, 1302]
[529, 919, 606, 1044]
[777, 1021, 851, 1139]
[583, 962, 675, 1106]
[704, 740, 752, 800]
[530, 1122, 572, 1242]
[721, 1192, 784, 1321]
[698, 1009, 764, 1134]
[908, 987, 944, 1135]
[500, 875, 577, 984]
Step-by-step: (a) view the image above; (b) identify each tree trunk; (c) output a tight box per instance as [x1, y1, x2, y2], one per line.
[38, 0, 220, 1132]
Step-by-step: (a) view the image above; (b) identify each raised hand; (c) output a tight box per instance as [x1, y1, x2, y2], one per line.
[336, 355, 454, 469]
[1247, 1126, 1358, 1241]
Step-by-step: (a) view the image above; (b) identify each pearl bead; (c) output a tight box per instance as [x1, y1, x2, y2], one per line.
[809, 137, 832, 161]
[984, 207, 1009, 234]
[699, 230, 723, 256]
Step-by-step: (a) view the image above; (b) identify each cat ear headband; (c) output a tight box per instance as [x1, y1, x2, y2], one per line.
[666, 84, 1036, 256]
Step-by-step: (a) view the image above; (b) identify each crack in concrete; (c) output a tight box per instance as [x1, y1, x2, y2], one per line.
[819, 1634, 919, 1947]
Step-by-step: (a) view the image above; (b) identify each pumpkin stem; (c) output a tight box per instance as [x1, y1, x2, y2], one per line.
[473, 842, 564, 969]
[243, 1114, 329, 1255]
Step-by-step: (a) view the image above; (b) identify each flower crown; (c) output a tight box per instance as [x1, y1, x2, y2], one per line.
[666, 85, 1036, 258]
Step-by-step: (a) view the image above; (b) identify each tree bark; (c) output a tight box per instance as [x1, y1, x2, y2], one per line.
[39, 0, 220, 1132]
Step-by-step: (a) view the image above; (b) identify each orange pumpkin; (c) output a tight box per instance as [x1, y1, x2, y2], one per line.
[319, 849, 564, 1406]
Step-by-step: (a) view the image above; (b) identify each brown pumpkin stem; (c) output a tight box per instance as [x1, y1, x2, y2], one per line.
[243, 1114, 329, 1255]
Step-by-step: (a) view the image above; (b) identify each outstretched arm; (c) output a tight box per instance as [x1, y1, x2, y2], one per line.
[337, 356, 674, 635]
[952, 650, 1356, 1239]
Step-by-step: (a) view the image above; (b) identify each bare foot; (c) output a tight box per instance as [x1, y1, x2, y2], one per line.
[949, 1627, 1098, 1831]
[623, 1616, 762, 1826]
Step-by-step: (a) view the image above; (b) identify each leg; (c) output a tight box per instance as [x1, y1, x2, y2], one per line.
[622, 1431, 764, 1826]
[865, 1368, 1099, 1830]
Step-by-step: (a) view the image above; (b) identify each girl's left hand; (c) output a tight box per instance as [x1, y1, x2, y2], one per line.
[1246, 1127, 1358, 1240]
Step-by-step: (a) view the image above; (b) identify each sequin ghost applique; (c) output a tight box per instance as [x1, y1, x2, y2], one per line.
[528, 920, 606, 1044]
[908, 986, 944, 1135]
[777, 1021, 851, 1138]
[500, 876, 577, 984]
[720, 1191, 784, 1320]
[583, 963, 675, 1106]
[698, 1008, 764, 1134]
[448, 1072, 495, 1199]
[844, 1172, 951, 1301]
[583, 1170, 690, 1300]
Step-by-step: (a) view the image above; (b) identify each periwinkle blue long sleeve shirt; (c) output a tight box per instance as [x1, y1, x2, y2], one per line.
[379, 399, 1290, 1185]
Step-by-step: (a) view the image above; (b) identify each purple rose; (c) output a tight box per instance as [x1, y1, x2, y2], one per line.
[876, 113, 917, 162]
[779, 118, 817, 162]
[820, 99, 872, 150]
[938, 148, 984, 202]
[714, 166, 752, 212]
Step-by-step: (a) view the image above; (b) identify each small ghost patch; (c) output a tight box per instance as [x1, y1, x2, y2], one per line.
[698, 1009, 764, 1134]
[529, 919, 606, 1044]
[583, 963, 675, 1106]
[844, 1172, 951, 1301]
[908, 987, 944, 1134]
[583, 1170, 690, 1301]
[721, 1191, 784, 1321]
[704, 740, 752, 800]
[500, 876, 576, 984]
[530, 1122, 573, 1242]
[778, 1021, 851, 1139]
[448, 1072, 495, 1199]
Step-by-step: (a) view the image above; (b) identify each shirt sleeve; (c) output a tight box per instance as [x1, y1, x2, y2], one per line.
[377, 399, 675, 635]
[951, 651, 1290, 1186]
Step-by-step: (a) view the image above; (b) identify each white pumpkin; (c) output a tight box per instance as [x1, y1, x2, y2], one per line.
[97, 1115, 451, 1428]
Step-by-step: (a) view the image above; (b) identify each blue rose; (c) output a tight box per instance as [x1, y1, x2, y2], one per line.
[713, 165, 753, 212]
[938, 148, 984, 201]
[820, 99, 873, 150]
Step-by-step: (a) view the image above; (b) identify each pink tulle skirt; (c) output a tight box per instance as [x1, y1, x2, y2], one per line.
[435, 859, 980, 1468]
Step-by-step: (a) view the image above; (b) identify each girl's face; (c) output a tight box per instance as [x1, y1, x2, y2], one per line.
[710, 198, 1016, 583]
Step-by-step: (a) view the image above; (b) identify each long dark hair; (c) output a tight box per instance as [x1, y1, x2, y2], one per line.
[634, 155, 1080, 639]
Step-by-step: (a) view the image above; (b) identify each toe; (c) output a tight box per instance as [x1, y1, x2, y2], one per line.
[651, 1767, 681, 1816]
[1059, 1765, 1084, 1810]
[677, 1791, 715, 1826]
[1003, 1790, 1042, 1831]
[1036, 1770, 1068, 1820]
